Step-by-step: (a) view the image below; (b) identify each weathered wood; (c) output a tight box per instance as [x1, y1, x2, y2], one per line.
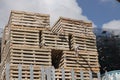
[0, 10, 99, 80]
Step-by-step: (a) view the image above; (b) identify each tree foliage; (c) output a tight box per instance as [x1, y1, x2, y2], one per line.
[95, 29, 120, 74]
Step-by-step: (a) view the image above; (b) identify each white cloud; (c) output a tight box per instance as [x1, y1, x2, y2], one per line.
[0, 0, 95, 29]
[102, 20, 120, 35]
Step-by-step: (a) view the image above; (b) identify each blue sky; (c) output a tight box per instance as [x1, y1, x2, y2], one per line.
[0, 0, 120, 33]
[77, 0, 120, 28]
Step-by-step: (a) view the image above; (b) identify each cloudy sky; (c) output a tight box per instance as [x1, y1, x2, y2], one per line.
[0, 0, 120, 34]
[78, 0, 120, 31]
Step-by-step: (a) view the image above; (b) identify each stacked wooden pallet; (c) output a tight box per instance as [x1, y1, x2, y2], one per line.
[9, 10, 50, 29]
[51, 17, 92, 34]
[1, 26, 9, 63]
[40, 30, 69, 50]
[10, 47, 51, 66]
[51, 17, 99, 79]
[0, 10, 52, 80]
[51, 50, 99, 79]
[1, 64, 100, 80]
[10, 11, 51, 65]
[71, 34, 97, 51]
[61, 51, 99, 71]
[55, 68, 98, 80]
[51, 17, 96, 50]
[11, 65, 45, 80]
[0, 10, 99, 80]
[1, 64, 41, 80]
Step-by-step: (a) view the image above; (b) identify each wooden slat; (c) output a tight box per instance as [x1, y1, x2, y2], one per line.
[0, 10, 99, 80]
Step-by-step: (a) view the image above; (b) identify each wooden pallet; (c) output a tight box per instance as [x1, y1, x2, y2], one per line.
[10, 10, 50, 28]
[51, 17, 93, 35]
[51, 17, 97, 51]
[71, 34, 97, 51]
[10, 47, 51, 66]
[1, 64, 43, 80]
[0, 10, 99, 80]
[1, 64, 99, 80]
[53, 50, 99, 72]
[40, 30, 69, 50]
[1, 26, 9, 63]
[55, 68, 98, 80]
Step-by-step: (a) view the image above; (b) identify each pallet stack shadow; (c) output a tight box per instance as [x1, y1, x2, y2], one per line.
[0, 10, 99, 80]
